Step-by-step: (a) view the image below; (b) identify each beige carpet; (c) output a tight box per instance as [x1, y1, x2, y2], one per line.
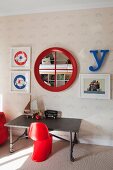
[0, 137, 113, 170]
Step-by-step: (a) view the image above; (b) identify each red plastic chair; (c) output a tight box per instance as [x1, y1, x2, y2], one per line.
[29, 122, 52, 162]
[0, 112, 8, 144]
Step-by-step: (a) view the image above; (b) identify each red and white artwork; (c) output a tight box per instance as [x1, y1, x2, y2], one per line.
[10, 47, 31, 70]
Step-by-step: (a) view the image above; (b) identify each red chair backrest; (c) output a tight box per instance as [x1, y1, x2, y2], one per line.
[0, 112, 6, 126]
[29, 122, 49, 141]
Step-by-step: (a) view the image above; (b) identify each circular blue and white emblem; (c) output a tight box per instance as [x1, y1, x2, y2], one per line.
[14, 75, 27, 89]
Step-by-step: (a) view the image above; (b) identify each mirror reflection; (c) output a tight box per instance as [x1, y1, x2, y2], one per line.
[39, 51, 73, 87]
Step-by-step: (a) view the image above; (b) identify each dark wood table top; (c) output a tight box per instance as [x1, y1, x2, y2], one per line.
[5, 115, 82, 132]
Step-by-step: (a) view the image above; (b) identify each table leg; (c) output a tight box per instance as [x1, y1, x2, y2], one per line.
[9, 127, 14, 153]
[25, 128, 28, 138]
[9, 128, 28, 153]
[70, 131, 78, 162]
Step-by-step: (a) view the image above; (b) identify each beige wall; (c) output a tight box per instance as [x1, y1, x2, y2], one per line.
[0, 7, 113, 146]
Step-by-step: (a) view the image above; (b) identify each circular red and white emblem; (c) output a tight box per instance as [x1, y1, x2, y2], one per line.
[14, 51, 27, 66]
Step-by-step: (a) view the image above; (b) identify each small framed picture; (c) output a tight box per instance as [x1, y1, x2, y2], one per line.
[10, 47, 31, 70]
[11, 71, 30, 93]
[79, 74, 110, 99]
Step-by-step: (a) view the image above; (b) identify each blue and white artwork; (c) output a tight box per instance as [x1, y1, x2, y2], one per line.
[11, 71, 30, 93]
[14, 75, 27, 89]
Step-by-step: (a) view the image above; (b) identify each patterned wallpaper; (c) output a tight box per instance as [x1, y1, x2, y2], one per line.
[0, 7, 113, 146]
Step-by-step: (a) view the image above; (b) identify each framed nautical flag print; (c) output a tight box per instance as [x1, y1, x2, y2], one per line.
[10, 47, 31, 70]
[11, 71, 30, 93]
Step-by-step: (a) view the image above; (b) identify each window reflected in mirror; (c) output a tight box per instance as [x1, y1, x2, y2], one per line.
[39, 52, 72, 88]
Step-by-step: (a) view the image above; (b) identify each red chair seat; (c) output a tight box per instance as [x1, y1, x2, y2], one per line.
[29, 122, 52, 162]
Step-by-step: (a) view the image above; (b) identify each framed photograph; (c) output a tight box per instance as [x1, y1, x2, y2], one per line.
[10, 47, 31, 70]
[79, 74, 110, 99]
[11, 71, 30, 93]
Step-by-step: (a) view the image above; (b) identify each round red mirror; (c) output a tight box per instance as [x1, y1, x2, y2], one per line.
[34, 47, 78, 92]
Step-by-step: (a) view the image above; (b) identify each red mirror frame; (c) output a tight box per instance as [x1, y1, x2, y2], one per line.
[34, 47, 78, 92]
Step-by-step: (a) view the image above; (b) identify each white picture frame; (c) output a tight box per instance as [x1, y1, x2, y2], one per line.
[10, 71, 30, 93]
[79, 74, 110, 99]
[10, 47, 31, 70]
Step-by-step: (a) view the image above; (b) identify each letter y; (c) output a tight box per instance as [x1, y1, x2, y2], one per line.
[89, 50, 109, 71]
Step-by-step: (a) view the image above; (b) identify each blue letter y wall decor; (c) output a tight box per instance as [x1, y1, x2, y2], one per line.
[89, 50, 109, 71]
